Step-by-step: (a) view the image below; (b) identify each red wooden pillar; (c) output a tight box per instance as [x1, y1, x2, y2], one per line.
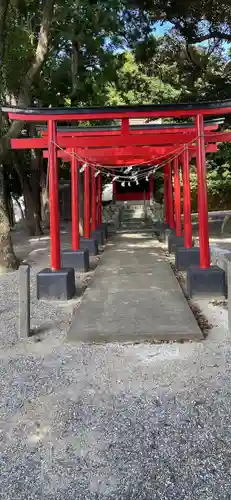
[84, 164, 91, 238]
[48, 120, 61, 270]
[71, 149, 80, 250]
[182, 147, 192, 248]
[168, 162, 175, 229]
[173, 156, 181, 237]
[98, 172, 102, 225]
[91, 167, 97, 231]
[196, 114, 210, 268]
[164, 165, 169, 224]
[96, 174, 99, 225]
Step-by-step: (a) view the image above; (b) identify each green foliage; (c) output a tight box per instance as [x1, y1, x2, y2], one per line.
[105, 52, 180, 105]
[2, 0, 231, 211]
[189, 143, 231, 211]
[133, 0, 231, 44]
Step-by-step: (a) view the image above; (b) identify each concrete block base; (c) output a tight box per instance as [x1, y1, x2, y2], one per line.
[208, 247, 230, 291]
[91, 229, 104, 246]
[187, 265, 226, 298]
[37, 267, 76, 300]
[175, 247, 200, 271]
[80, 237, 98, 256]
[210, 245, 231, 268]
[224, 255, 231, 333]
[168, 234, 184, 254]
[61, 249, 89, 272]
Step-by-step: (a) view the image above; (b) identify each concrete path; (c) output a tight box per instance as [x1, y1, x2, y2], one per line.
[69, 231, 202, 342]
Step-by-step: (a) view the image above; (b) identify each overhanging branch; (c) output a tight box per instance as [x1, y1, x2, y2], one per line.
[0, 0, 55, 159]
[188, 31, 231, 44]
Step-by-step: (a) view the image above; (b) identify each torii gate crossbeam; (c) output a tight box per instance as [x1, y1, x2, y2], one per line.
[2, 101, 229, 300]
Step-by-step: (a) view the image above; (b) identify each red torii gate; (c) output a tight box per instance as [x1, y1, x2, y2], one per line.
[2, 101, 230, 299]
[35, 121, 224, 257]
[42, 143, 217, 247]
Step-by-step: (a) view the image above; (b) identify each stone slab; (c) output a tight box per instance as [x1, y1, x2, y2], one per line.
[68, 232, 202, 343]
[221, 214, 231, 235]
[210, 245, 230, 265]
[225, 254, 231, 333]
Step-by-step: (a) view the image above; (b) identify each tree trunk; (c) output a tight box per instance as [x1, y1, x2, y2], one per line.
[40, 161, 49, 226]
[23, 178, 43, 237]
[3, 173, 14, 227]
[0, 166, 18, 272]
[14, 154, 43, 237]
[7, 195, 14, 228]
[0, 0, 9, 79]
[13, 197, 25, 220]
[70, 39, 79, 104]
[29, 143, 43, 234]
[41, 184, 50, 226]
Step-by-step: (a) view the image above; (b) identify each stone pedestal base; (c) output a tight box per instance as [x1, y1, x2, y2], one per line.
[187, 265, 226, 298]
[91, 229, 104, 246]
[80, 237, 98, 256]
[61, 249, 89, 272]
[37, 268, 76, 300]
[175, 247, 200, 271]
[168, 234, 184, 254]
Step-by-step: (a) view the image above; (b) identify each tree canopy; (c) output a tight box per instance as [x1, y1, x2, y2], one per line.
[1, 0, 231, 269]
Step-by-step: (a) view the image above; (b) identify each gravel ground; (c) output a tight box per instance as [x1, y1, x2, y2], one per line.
[0, 268, 74, 348]
[1, 222, 231, 499]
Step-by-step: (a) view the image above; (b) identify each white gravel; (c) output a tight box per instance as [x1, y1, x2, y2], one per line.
[1, 223, 231, 499]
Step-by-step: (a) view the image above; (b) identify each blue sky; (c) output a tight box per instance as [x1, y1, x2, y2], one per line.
[154, 20, 230, 55]
[154, 21, 173, 37]
[108, 19, 230, 56]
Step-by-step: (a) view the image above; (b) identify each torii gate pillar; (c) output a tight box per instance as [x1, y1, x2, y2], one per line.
[187, 115, 226, 297]
[91, 169, 105, 246]
[175, 146, 200, 270]
[79, 164, 99, 256]
[61, 151, 90, 272]
[96, 171, 108, 240]
[163, 165, 169, 226]
[168, 162, 175, 230]
[168, 157, 184, 254]
[37, 120, 76, 300]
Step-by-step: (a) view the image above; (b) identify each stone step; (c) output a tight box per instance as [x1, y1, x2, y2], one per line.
[122, 221, 145, 225]
[122, 211, 144, 214]
[122, 218, 145, 222]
